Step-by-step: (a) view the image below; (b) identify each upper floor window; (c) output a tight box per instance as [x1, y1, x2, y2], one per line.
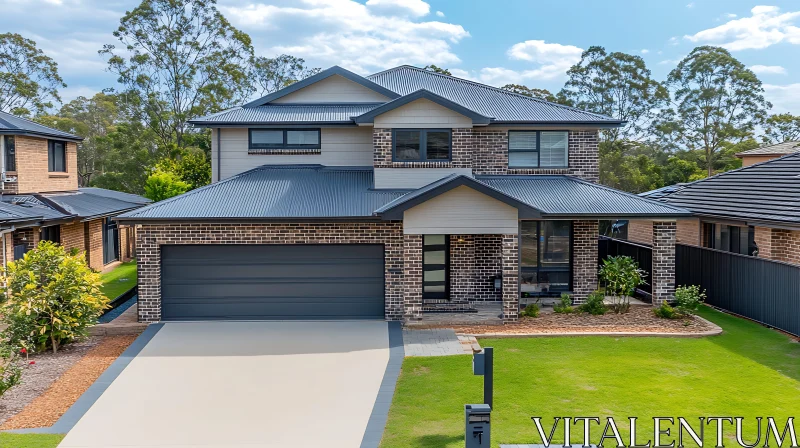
[249, 129, 321, 150]
[508, 131, 568, 168]
[48, 140, 66, 172]
[393, 129, 451, 162]
[3, 136, 15, 172]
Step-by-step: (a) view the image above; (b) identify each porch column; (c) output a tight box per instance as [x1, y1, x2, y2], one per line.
[403, 234, 423, 321]
[501, 234, 519, 322]
[572, 220, 599, 304]
[652, 221, 677, 305]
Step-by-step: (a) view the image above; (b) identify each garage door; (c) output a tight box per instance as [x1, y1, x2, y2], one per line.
[160, 244, 385, 321]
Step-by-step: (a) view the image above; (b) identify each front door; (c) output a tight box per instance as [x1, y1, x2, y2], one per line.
[422, 235, 449, 300]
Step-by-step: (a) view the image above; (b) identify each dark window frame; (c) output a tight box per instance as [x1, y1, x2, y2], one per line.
[102, 217, 120, 265]
[4, 135, 16, 172]
[519, 220, 574, 297]
[508, 130, 569, 169]
[391, 128, 452, 162]
[48, 140, 67, 172]
[41, 225, 60, 243]
[422, 234, 450, 300]
[248, 128, 321, 150]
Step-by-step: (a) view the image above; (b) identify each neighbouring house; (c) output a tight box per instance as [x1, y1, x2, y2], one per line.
[117, 65, 689, 324]
[626, 153, 800, 265]
[736, 140, 800, 167]
[0, 111, 150, 271]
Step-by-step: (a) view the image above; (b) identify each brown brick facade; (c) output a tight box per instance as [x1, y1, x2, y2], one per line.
[652, 221, 677, 305]
[60, 221, 84, 255]
[769, 228, 800, 265]
[628, 218, 700, 246]
[11, 136, 78, 194]
[136, 223, 405, 323]
[572, 220, 599, 303]
[85, 219, 104, 271]
[501, 234, 520, 322]
[403, 234, 423, 320]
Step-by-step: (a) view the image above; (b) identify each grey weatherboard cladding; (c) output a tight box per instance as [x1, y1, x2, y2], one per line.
[643, 153, 800, 225]
[160, 244, 385, 320]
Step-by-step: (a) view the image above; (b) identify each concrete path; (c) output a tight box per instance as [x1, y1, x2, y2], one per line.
[58, 321, 393, 448]
[403, 328, 479, 356]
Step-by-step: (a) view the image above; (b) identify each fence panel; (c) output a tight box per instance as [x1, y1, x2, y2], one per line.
[598, 236, 652, 295]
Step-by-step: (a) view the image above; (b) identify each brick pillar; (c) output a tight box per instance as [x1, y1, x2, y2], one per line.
[31, 227, 40, 248]
[753, 226, 773, 259]
[403, 234, 423, 321]
[652, 221, 677, 306]
[3, 233, 13, 266]
[572, 220, 599, 304]
[137, 228, 161, 323]
[501, 234, 519, 322]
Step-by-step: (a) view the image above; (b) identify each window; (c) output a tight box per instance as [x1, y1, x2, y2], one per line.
[48, 140, 66, 172]
[422, 235, 449, 299]
[248, 129, 321, 150]
[102, 218, 120, 265]
[520, 221, 572, 296]
[703, 223, 756, 256]
[392, 129, 451, 162]
[41, 226, 60, 243]
[508, 131, 568, 168]
[3, 136, 15, 172]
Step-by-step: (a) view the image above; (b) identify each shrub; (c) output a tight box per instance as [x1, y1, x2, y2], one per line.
[143, 169, 190, 202]
[674, 285, 706, 316]
[654, 303, 678, 319]
[578, 290, 607, 315]
[520, 303, 540, 318]
[1, 241, 109, 353]
[599, 255, 646, 314]
[553, 293, 573, 314]
[0, 345, 22, 397]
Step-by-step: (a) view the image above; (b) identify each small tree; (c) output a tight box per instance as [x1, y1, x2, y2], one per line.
[144, 169, 191, 202]
[599, 255, 646, 313]
[1, 241, 108, 353]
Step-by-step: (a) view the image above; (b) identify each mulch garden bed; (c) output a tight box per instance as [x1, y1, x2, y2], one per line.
[0, 334, 138, 430]
[442, 306, 719, 336]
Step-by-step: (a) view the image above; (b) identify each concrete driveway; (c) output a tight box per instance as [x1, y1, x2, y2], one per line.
[58, 321, 400, 448]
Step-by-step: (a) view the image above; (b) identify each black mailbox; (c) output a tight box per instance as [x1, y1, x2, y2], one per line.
[465, 404, 491, 447]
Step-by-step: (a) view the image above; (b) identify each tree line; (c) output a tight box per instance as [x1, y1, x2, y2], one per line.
[2, 0, 799, 198]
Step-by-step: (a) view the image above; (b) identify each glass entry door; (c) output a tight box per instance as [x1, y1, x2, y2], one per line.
[423, 235, 449, 300]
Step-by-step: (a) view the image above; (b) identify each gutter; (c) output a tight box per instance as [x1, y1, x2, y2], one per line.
[113, 216, 389, 225]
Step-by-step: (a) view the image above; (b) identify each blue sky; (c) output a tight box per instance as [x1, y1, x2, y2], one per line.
[2, 0, 800, 114]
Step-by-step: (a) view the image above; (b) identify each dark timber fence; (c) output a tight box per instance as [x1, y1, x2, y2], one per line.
[598, 236, 800, 337]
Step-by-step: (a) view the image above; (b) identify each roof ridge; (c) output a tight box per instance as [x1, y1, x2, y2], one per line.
[367, 65, 618, 121]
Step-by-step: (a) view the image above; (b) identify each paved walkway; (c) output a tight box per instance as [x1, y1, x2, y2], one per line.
[403, 328, 480, 356]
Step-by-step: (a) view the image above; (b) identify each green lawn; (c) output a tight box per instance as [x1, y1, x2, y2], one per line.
[381, 306, 800, 448]
[0, 434, 64, 448]
[99, 260, 137, 300]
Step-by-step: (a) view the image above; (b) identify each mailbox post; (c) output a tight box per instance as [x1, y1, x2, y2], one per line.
[472, 347, 493, 408]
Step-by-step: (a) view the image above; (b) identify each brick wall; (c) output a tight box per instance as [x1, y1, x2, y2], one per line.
[13, 136, 78, 193]
[12, 228, 38, 251]
[403, 234, 423, 320]
[85, 219, 104, 271]
[754, 226, 772, 259]
[60, 221, 85, 255]
[474, 235, 502, 301]
[652, 221, 677, 305]
[136, 222, 405, 323]
[770, 228, 800, 266]
[572, 220, 599, 303]
[3, 233, 12, 266]
[628, 218, 700, 246]
[501, 234, 520, 322]
[449, 235, 475, 302]
[373, 128, 473, 168]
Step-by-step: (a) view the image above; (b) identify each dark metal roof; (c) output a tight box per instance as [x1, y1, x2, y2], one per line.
[366, 66, 624, 125]
[639, 184, 687, 200]
[736, 141, 800, 157]
[77, 188, 151, 205]
[119, 166, 688, 221]
[0, 196, 71, 220]
[118, 166, 408, 220]
[644, 153, 800, 226]
[0, 201, 48, 222]
[190, 104, 382, 126]
[0, 111, 82, 141]
[42, 190, 146, 219]
[243, 66, 400, 107]
[353, 90, 491, 125]
[0, 188, 149, 225]
[476, 175, 690, 217]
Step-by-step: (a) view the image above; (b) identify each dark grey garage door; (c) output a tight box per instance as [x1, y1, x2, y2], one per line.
[160, 244, 385, 321]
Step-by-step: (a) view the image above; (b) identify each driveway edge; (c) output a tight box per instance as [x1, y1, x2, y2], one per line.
[360, 321, 404, 448]
[5, 323, 165, 435]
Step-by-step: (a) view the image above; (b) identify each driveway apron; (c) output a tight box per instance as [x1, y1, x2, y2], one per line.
[58, 321, 391, 448]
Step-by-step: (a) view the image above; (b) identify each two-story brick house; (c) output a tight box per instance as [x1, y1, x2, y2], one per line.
[117, 66, 689, 323]
[0, 111, 150, 271]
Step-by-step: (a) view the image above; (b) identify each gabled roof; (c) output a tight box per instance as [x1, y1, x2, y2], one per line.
[736, 141, 800, 157]
[352, 89, 492, 125]
[642, 153, 800, 226]
[0, 111, 82, 141]
[243, 66, 400, 107]
[190, 104, 382, 126]
[0, 188, 150, 226]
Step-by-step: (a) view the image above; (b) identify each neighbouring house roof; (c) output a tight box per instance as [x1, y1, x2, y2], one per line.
[735, 141, 800, 157]
[117, 165, 690, 222]
[190, 65, 625, 127]
[0, 110, 82, 141]
[640, 153, 800, 226]
[0, 188, 150, 227]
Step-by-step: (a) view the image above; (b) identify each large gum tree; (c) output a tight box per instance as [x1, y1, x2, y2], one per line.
[0, 33, 65, 116]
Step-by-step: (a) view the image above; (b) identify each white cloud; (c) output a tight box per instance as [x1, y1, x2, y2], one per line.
[365, 0, 430, 17]
[686, 2, 695, 8]
[668, 36, 680, 46]
[659, 59, 681, 65]
[436, 10, 444, 17]
[749, 64, 787, 75]
[684, 5, 800, 51]
[726, 13, 738, 18]
[764, 83, 800, 113]
[221, 0, 468, 73]
[641, 49, 650, 54]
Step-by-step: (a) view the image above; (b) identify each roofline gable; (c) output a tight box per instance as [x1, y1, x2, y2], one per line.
[352, 89, 493, 125]
[375, 174, 541, 220]
[243, 66, 401, 107]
